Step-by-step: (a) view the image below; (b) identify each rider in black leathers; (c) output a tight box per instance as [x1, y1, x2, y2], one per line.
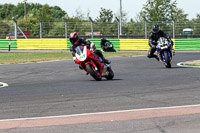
[100, 38, 116, 52]
[148, 24, 175, 60]
[69, 32, 111, 64]
[147, 24, 167, 61]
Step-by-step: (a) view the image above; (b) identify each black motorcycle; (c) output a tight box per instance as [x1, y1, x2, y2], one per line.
[100, 39, 116, 52]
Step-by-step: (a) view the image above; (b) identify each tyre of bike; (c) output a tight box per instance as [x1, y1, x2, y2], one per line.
[105, 67, 114, 80]
[86, 64, 102, 81]
[163, 51, 171, 68]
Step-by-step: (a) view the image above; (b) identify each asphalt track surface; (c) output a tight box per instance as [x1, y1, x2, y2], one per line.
[0, 52, 200, 133]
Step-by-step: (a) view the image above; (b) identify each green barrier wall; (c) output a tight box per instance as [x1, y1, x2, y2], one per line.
[175, 38, 200, 50]
[67, 39, 71, 50]
[0, 39, 17, 50]
[67, 39, 120, 50]
[88, 39, 120, 50]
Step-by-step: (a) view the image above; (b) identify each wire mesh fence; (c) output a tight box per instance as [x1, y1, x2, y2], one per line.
[0, 20, 200, 39]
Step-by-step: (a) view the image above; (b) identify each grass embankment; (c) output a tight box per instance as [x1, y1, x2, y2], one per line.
[0, 52, 146, 64]
[181, 60, 200, 67]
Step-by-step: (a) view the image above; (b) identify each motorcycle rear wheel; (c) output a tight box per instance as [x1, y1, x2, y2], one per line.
[86, 64, 102, 81]
[105, 67, 114, 80]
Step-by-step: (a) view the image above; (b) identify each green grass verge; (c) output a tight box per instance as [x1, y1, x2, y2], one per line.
[0, 52, 146, 64]
[181, 60, 200, 67]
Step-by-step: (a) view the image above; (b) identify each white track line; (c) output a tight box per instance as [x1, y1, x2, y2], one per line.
[0, 104, 200, 122]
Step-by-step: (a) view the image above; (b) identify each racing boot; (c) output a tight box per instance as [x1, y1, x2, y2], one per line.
[95, 50, 111, 64]
[172, 49, 175, 56]
[152, 55, 159, 61]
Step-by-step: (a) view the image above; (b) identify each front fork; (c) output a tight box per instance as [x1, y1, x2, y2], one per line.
[161, 51, 173, 62]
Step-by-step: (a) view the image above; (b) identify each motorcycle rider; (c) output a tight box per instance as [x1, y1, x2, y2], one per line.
[69, 32, 111, 64]
[100, 38, 115, 52]
[148, 24, 167, 61]
[100, 38, 110, 47]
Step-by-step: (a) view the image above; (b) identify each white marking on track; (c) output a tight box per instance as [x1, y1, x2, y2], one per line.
[0, 82, 8, 88]
[0, 104, 200, 122]
[177, 60, 200, 68]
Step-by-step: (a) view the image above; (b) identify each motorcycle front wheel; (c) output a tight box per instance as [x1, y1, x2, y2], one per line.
[86, 64, 102, 81]
[163, 52, 171, 68]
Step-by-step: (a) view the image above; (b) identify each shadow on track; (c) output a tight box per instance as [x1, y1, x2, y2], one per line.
[89, 79, 123, 81]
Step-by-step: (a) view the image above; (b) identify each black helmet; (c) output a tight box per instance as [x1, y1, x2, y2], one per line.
[101, 38, 106, 42]
[167, 35, 171, 40]
[152, 24, 160, 33]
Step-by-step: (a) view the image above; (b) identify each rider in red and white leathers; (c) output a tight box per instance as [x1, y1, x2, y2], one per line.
[69, 32, 111, 64]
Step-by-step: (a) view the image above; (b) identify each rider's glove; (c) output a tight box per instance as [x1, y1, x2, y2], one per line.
[151, 45, 156, 49]
[73, 57, 77, 64]
[90, 42, 96, 51]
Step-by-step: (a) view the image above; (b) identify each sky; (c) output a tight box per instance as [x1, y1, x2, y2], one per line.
[0, 0, 199, 20]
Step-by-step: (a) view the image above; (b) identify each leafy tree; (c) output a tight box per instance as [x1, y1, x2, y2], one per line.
[28, 3, 43, 17]
[115, 10, 128, 23]
[51, 6, 67, 19]
[139, 0, 188, 22]
[95, 8, 113, 23]
[0, 20, 11, 38]
[0, 4, 15, 20]
[190, 14, 200, 34]
[138, 0, 188, 35]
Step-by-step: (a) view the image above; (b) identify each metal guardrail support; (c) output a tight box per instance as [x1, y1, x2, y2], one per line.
[12, 17, 27, 39]
[37, 18, 42, 38]
[116, 17, 120, 39]
[89, 17, 94, 39]
[63, 18, 68, 38]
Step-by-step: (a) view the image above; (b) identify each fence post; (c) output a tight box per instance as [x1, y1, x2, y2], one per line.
[143, 17, 148, 39]
[116, 17, 120, 39]
[89, 17, 94, 39]
[64, 18, 68, 38]
[37, 18, 42, 38]
[120, 0, 122, 35]
[172, 19, 175, 39]
[12, 17, 17, 39]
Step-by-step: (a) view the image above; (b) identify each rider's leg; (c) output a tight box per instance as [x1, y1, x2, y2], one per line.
[147, 46, 159, 61]
[94, 50, 111, 64]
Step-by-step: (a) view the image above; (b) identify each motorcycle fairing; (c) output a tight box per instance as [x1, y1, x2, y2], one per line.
[75, 46, 87, 62]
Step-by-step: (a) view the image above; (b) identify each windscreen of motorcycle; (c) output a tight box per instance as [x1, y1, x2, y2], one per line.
[158, 37, 169, 47]
[75, 46, 87, 61]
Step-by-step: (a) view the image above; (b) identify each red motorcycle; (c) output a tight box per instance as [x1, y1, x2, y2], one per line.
[75, 45, 114, 81]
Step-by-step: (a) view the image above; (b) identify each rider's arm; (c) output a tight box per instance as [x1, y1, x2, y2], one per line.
[70, 45, 77, 63]
[160, 30, 167, 38]
[148, 33, 155, 47]
[81, 38, 96, 51]
[70, 45, 76, 56]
